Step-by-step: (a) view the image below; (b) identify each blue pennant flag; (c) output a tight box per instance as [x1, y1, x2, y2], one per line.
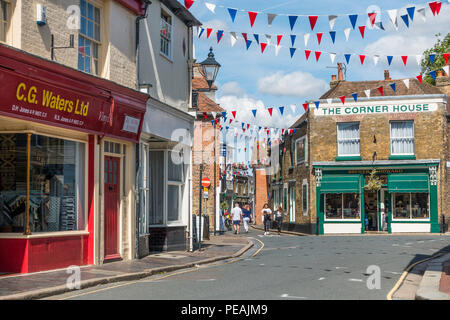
[220, 127, 223, 131]
[429, 54, 436, 65]
[390, 83, 396, 92]
[349, 14, 358, 29]
[375, 21, 385, 31]
[430, 70, 436, 80]
[211, 120, 215, 126]
[258, 126, 262, 131]
[279, 106, 284, 115]
[198, 28, 205, 38]
[217, 30, 224, 43]
[387, 55, 393, 65]
[344, 54, 352, 64]
[288, 16, 298, 31]
[226, 126, 229, 131]
[221, 112, 227, 118]
[289, 47, 296, 58]
[314, 101, 320, 109]
[329, 31, 336, 43]
[290, 34, 297, 47]
[352, 93, 358, 102]
[401, 14, 409, 28]
[241, 123, 245, 129]
[407, 7, 415, 21]
[252, 109, 257, 117]
[293, 129, 297, 134]
[227, 8, 237, 22]
[246, 40, 252, 50]
[254, 34, 259, 45]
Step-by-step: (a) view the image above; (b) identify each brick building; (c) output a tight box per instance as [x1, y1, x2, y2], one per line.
[269, 64, 449, 235]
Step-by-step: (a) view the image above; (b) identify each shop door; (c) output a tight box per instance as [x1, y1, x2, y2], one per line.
[364, 191, 378, 231]
[104, 156, 121, 261]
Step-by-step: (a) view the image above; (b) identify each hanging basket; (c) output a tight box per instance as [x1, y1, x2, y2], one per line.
[364, 168, 383, 192]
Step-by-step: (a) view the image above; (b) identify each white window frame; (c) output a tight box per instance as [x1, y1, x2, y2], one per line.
[324, 193, 361, 222]
[78, 0, 102, 75]
[390, 121, 415, 156]
[139, 143, 150, 235]
[302, 179, 308, 216]
[391, 192, 430, 221]
[0, 0, 10, 44]
[295, 135, 307, 165]
[337, 122, 360, 157]
[160, 5, 173, 61]
[288, 181, 296, 223]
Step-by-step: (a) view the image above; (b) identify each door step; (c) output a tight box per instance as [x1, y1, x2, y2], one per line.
[365, 231, 388, 235]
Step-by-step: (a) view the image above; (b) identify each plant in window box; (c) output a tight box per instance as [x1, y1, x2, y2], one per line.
[364, 168, 382, 192]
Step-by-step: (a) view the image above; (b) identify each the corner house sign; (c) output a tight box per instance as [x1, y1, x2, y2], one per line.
[314, 103, 438, 116]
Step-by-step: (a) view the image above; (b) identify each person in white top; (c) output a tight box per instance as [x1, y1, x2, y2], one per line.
[230, 202, 243, 234]
[261, 203, 272, 235]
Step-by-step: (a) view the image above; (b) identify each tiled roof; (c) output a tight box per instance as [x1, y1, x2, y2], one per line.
[197, 91, 224, 112]
[290, 113, 307, 129]
[320, 78, 443, 99]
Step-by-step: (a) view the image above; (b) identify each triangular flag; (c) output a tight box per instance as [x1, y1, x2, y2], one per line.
[232, 111, 236, 118]
[344, 28, 351, 41]
[198, 27, 205, 38]
[290, 34, 297, 47]
[387, 9, 398, 29]
[277, 35, 283, 46]
[205, 2, 216, 13]
[206, 28, 212, 39]
[247, 123, 250, 130]
[304, 33, 310, 46]
[443, 53, 449, 65]
[443, 65, 449, 76]
[401, 14, 409, 28]
[368, 12, 377, 26]
[417, 7, 426, 21]
[377, 86, 384, 96]
[401, 55, 408, 66]
[359, 54, 365, 65]
[203, 112, 207, 119]
[211, 112, 217, 119]
[304, 49, 311, 60]
[268, 108, 273, 116]
[268, 13, 277, 26]
[289, 16, 298, 30]
[314, 101, 320, 109]
[416, 54, 422, 66]
[429, 70, 436, 80]
[275, 45, 281, 56]
[358, 26, 365, 39]
[242, 33, 248, 42]
[429, 1, 438, 15]
[290, 47, 297, 58]
[316, 33, 323, 45]
[387, 55, 393, 65]
[390, 82, 396, 92]
[246, 40, 252, 50]
[221, 112, 227, 118]
[308, 16, 318, 30]
[279, 106, 284, 115]
[252, 109, 257, 117]
[339, 96, 346, 104]
[416, 74, 423, 84]
[436, 2, 442, 15]
[265, 34, 272, 45]
[184, 0, 194, 10]
[429, 53, 436, 65]
[253, 34, 260, 44]
[248, 11, 258, 27]
[260, 43, 267, 53]
[328, 15, 338, 29]
[302, 103, 308, 111]
[407, 7, 415, 21]
[348, 14, 358, 29]
[352, 93, 358, 102]
[329, 52, 336, 64]
[344, 53, 351, 64]
[373, 55, 380, 66]
[364, 89, 371, 97]
[329, 31, 336, 43]
[228, 8, 237, 22]
[375, 21, 385, 31]
[403, 79, 410, 89]
[327, 98, 333, 105]
[230, 32, 237, 47]
[211, 120, 214, 126]
[315, 51, 322, 62]
[217, 30, 224, 43]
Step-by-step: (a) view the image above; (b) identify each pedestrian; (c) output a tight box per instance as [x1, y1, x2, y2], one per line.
[274, 205, 285, 235]
[242, 204, 253, 233]
[261, 203, 272, 235]
[230, 202, 243, 234]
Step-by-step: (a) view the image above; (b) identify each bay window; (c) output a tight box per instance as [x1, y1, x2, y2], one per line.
[337, 122, 360, 156]
[390, 121, 414, 155]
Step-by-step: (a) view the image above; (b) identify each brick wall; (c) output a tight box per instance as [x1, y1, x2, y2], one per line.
[254, 168, 269, 225]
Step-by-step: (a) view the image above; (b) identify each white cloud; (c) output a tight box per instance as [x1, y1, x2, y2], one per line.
[220, 81, 246, 96]
[257, 70, 329, 98]
[201, 19, 229, 31]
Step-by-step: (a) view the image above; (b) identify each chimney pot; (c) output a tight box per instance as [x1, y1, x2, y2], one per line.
[332, 75, 337, 80]
[384, 70, 391, 81]
[437, 70, 443, 78]
[337, 63, 344, 81]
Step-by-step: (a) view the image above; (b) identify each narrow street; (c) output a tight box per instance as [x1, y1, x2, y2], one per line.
[48, 230, 450, 300]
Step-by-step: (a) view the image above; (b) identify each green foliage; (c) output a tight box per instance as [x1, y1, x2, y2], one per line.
[220, 201, 228, 211]
[420, 33, 450, 85]
[364, 168, 382, 192]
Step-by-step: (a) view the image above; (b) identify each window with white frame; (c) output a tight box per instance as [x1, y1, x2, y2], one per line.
[0, 0, 10, 43]
[337, 122, 360, 156]
[390, 121, 414, 155]
[392, 193, 429, 219]
[288, 182, 296, 222]
[295, 136, 307, 165]
[149, 150, 164, 225]
[78, 0, 101, 75]
[139, 144, 150, 235]
[167, 150, 185, 222]
[302, 179, 308, 216]
[160, 9, 172, 59]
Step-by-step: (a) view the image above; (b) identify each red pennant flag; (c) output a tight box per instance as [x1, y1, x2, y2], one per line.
[315, 51, 322, 62]
[248, 11, 258, 27]
[368, 12, 377, 26]
[261, 43, 267, 53]
[266, 130, 269, 135]
[203, 112, 207, 119]
[268, 108, 273, 116]
[305, 50, 311, 60]
[302, 103, 308, 111]
[277, 35, 283, 46]
[436, 2, 442, 15]
[242, 128, 246, 133]
[401, 55, 408, 66]
[429, 1, 437, 15]
[359, 54, 366, 65]
[377, 86, 384, 96]
[244, 148, 247, 152]
[282, 129, 285, 135]
[232, 111, 236, 118]
[309, 16, 318, 30]
[339, 96, 346, 104]
[247, 123, 250, 130]
[257, 144, 260, 150]
[206, 28, 212, 39]
[359, 26, 365, 39]
[443, 53, 449, 65]
[316, 33, 323, 45]
[184, 0, 194, 10]
[229, 118, 233, 124]
[416, 74, 423, 84]
[289, 129, 293, 135]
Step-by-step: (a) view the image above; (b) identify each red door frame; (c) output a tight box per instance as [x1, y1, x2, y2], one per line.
[104, 155, 121, 261]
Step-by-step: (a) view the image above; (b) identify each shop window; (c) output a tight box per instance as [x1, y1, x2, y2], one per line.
[392, 193, 429, 219]
[79, 0, 101, 75]
[325, 193, 360, 220]
[390, 121, 414, 155]
[337, 123, 360, 156]
[149, 151, 164, 225]
[160, 9, 172, 59]
[0, 0, 10, 43]
[0, 134, 86, 233]
[302, 180, 308, 216]
[288, 182, 296, 222]
[295, 136, 307, 165]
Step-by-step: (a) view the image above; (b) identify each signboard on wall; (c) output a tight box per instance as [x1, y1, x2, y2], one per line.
[314, 103, 438, 116]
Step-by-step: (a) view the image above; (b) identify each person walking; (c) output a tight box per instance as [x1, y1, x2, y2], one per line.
[261, 203, 272, 235]
[231, 202, 243, 234]
[242, 204, 253, 233]
[275, 205, 285, 235]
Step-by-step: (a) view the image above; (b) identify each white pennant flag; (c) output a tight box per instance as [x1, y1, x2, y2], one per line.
[415, 54, 422, 66]
[329, 52, 336, 64]
[267, 14, 277, 27]
[402, 79, 410, 89]
[417, 7, 426, 21]
[304, 33, 310, 46]
[290, 105, 296, 114]
[328, 15, 338, 30]
[364, 89, 371, 98]
[211, 112, 217, 119]
[344, 28, 351, 41]
[373, 55, 380, 66]
[265, 34, 272, 45]
[387, 9, 398, 29]
[230, 32, 237, 47]
[444, 65, 450, 76]
[275, 45, 281, 56]
[327, 98, 333, 105]
[205, 2, 216, 13]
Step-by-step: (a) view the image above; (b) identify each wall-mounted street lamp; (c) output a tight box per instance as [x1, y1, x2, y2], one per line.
[200, 47, 221, 89]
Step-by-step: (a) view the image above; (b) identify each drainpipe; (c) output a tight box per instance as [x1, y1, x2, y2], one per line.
[135, 0, 151, 90]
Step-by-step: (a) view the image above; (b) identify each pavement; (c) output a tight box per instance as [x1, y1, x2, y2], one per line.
[0, 233, 253, 300]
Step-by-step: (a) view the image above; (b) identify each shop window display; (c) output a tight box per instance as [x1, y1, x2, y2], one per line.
[393, 193, 429, 219]
[325, 193, 360, 219]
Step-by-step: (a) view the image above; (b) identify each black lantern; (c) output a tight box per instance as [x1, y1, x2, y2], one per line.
[200, 47, 221, 89]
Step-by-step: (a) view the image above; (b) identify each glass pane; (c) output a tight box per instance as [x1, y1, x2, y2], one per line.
[94, 24, 100, 41]
[87, 21, 93, 39]
[302, 184, 307, 212]
[167, 185, 179, 222]
[80, 17, 86, 36]
[393, 193, 411, 219]
[114, 143, 120, 154]
[80, 0, 86, 16]
[94, 7, 100, 24]
[149, 151, 164, 225]
[325, 193, 342, 219]
[104, 159, 108, 183]
[343, 193, 360, 219]
[112, 161, 117, 185]
[168, 151, 182, 182]
[87, 3, 93, 20]
[411, 193, 429, 219]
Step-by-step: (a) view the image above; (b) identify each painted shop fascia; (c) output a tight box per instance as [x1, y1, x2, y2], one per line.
[0, 44, 148, 273]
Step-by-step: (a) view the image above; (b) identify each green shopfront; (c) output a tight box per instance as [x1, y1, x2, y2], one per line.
[313, 160, 439, 234]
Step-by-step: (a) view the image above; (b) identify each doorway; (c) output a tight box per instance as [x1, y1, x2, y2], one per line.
[104, 156, 121, 261]
[364, 191, 378, 231]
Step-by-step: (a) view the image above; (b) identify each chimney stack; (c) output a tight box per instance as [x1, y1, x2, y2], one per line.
[435, 61, 450, 96]
[331, 75, 337, 81]
[337, 63, 344, 81]
[384, 70, 391, 81]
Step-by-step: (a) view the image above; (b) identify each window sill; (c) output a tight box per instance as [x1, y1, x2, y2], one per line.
[335, 156, 362, 161]
[388, 155, 416, 160]
[160, 52, 173, 63]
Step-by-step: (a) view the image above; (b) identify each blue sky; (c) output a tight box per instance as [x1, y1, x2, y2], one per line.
[186, 0, 450, 162]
